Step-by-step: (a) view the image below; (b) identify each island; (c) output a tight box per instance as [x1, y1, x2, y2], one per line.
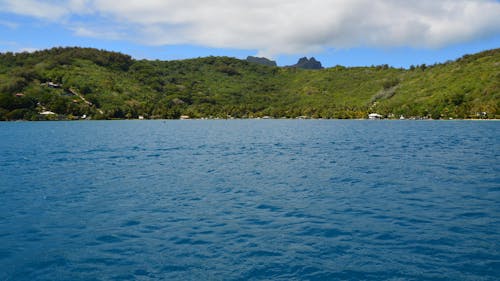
[0, 47, 498, 120]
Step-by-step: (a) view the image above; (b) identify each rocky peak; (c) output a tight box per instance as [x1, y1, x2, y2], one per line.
[290, 57, 323, 69]
[246, 56, 277, 67]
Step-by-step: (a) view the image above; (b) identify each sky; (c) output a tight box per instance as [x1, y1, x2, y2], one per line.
[0, 0, 499, 68]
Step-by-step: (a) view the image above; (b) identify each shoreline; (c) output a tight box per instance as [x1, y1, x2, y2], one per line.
[2, 118, 499, 122]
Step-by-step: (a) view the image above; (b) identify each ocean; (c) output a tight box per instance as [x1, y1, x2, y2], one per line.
[1, 120, 499, 280]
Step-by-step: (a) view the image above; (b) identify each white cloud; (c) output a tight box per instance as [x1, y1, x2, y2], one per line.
[71, 25, 125, 40]
[0, 0, 69, 20]
[1, 0, 499, 56]
[0, 19, 19, 29]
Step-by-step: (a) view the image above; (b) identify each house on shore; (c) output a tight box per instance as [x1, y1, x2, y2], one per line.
[40, 110, 56, 115]
[47, 82, 62, 88]
[368, 113, 383, 119]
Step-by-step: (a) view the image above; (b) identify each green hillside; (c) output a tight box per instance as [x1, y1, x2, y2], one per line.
[0, 47, 498, 120]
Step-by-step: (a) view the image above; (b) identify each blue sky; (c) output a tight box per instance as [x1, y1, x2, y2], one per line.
[1, 0, 499, 68]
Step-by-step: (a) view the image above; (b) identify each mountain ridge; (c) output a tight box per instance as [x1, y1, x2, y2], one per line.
[246, 56, 277, 67]
[0, 47, 498, 120]
[288, 57, 324, 69]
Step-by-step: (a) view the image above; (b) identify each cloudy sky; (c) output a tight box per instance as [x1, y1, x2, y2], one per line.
[0, 0, 499, 67]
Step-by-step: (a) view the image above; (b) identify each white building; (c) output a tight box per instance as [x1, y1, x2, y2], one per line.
[40, 111, 56, 115]
[368, 113, 383, 119]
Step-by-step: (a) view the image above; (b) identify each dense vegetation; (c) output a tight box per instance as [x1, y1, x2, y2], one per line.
[0, 47, 498, 120]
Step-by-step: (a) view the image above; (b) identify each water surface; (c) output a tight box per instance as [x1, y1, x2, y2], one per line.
[1, 120, 499, 280]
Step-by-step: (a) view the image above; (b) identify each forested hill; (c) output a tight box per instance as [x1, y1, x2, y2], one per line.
[0, 47, 498, 120]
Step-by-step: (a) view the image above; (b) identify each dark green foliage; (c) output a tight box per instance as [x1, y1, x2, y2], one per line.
[216, 65, 241, 76]
[0, 47, 498, 120]
[382, 77, 400, 90]
[0, 93, 36, 111]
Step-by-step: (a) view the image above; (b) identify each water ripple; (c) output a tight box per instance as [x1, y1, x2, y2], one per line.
[0, 120, 499, 280]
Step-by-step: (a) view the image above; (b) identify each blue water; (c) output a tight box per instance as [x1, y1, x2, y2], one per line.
[1, 120, 499, 280]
